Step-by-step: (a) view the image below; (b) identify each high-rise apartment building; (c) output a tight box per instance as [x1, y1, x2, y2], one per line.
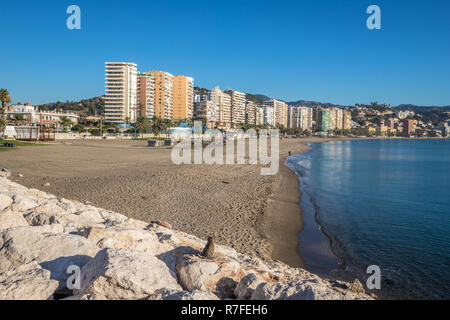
[263, 106, 275, 126]
[137, 73, 155, 119]
[403, 119, 415, 136]
[318, 109, 331, 131]
[264, 99, 287, 127]
[287, 106, 313, 130]
[210, 87, 232, 128]
[105, 62, 138, 124]
[173, 75, 194, 119]
[245, 100, 256, 125]
[147, 71, 173, 119]
[342, 110, 352, 130]
[255, 106, 265, 126]
[194, 100, 219, 127]
[225, 90, 246, 126]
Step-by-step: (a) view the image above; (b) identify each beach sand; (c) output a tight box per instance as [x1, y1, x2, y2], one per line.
[0, 137, 337, 266]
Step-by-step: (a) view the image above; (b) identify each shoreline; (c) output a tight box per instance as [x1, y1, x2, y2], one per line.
[263, 137, 355, 272]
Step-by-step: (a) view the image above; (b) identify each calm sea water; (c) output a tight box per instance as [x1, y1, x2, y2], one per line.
[286, 139, 450, 299]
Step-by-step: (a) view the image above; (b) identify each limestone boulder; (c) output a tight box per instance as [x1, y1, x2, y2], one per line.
[0, 210, 29, 230]
[234, 273, 265, 300]
[250, 279, 370, 300]
[149, 288, 220, 300]
[175, 254, 241, 299]
[74, 248, 182, 299]
[0, 193, 13, 211]
[10, 194, 38, 211]
[0, 262, 59, 300]
[0, 227, 99, 293]
[82, 225, 159, 252]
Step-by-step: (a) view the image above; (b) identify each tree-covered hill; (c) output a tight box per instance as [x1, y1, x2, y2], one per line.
[38, 96, 104, 116]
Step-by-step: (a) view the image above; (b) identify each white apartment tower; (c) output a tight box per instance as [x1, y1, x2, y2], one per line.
[210, 87, 232, 128]
[105, 62, 138, 124]
[287, 106, 313, 130]
[245, 100, 256, 125]
[264, 99, 287, 127]
[263, 105, 275, 126]
[225, 90, 246, 126]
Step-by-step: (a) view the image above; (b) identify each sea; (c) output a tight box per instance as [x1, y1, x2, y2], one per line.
[286, 139, 450, 299]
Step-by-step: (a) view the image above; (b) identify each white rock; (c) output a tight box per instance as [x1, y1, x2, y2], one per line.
[0, 210, 29, 230]
[0, 227, 99, 293]
[23, 210, 61, 226]
[98, 210, 128, 225]
[74, 248, 182, 299]
[62, 294, 106, 300]
[149, 288, 220, 300]
[0, 262, 59, 300]
[250, 280, 369, 300]
[10, 194, 38, 211]
[176, 256, 219, 292]
[0, 193, 13, 211]
[235, 273, 265, 300]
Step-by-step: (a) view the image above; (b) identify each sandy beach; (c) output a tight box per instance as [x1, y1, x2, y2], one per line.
[0, 137, 341, 267]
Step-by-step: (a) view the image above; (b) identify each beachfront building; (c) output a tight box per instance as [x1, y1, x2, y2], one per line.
[104, 62, 138, 124]
[245, 100, 256, 125]
[403, 119, 416, 136]
[210, 87, 232, 128]
[317, 109, 331, 132]
[225, 90, 246, 126]
[342, 110, 352, 130]
[147, 71, 173, 119]
[376, 125, 388, 136]
[255, 106, 265, 126]
[173, 75, 194, 119]
[137, 73, 155, 119]
[263, 105, 275, 126]
[287, 106, 313, 130]
[4, 103, 79, 128]
[264, 99, 287, 127]
[4, 103, 39, 124]
[385, 118, 398, 129]
[194, 100, 219, 128]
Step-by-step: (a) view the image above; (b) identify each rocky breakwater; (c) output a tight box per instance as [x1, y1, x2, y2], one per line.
[0, 176, 373, 300]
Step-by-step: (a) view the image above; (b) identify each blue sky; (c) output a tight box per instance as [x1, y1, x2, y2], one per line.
[1, 0, 449, 106]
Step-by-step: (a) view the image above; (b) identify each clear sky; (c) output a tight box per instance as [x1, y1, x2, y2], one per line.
[1, 0, 449, 106]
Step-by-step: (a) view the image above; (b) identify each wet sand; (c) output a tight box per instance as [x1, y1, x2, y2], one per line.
[0, 137, 347, 267]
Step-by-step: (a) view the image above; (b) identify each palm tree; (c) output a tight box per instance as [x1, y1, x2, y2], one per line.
[0, 89, 11, 111]
[151, 116, 162, 139]
[136, 115, 149, 138]
[59, 116, 73, 132]
[0, 116, 6, 137]
[162, 119, 173, 138]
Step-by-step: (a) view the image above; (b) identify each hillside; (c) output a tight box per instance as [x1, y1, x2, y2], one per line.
[38, 97, 105, 116]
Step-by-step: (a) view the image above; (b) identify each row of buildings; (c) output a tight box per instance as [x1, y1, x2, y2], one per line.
[193, 87, 290, 129]
[2, 103, 79, 127]
[313, 108, 352, 132]
[104, 61, 358, 132]
[105, 62, 194, 124]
